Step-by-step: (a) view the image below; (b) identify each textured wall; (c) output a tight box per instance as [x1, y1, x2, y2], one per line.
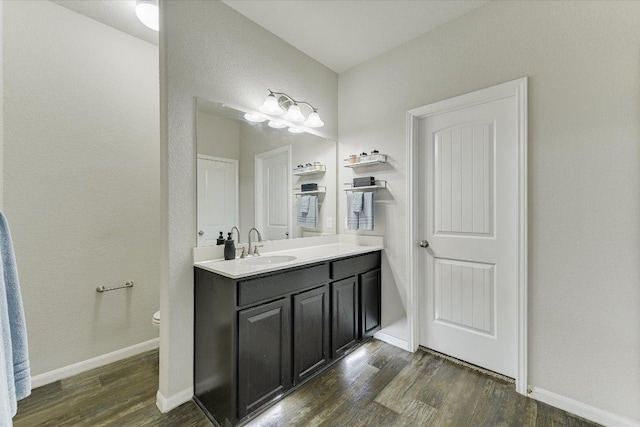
[160, 0, 337, 400]
[3, 1, 160, 375]
[338, 1, 640, 421]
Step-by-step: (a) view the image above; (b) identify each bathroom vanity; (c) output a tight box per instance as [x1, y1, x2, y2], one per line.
[193, 245, 382, 426]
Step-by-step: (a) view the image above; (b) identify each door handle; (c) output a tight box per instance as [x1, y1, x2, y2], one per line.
[419, 240, 429, 248]
[198, 230, 204, 236]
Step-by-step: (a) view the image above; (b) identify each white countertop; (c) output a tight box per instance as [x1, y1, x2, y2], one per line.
[194, 243, 383, 279]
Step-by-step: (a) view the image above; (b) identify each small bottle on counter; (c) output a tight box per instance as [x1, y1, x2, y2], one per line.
[224, 232, 236, 260]
[216, 231, 225, 246]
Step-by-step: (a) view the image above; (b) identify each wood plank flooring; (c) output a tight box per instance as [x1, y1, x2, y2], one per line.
[14, 340, 599, 426]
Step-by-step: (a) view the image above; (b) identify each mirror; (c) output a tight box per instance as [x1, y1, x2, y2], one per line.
[196, 98, 337, 246]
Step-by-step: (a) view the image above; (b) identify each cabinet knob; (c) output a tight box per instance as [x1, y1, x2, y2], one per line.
[198, 230, 204, 236]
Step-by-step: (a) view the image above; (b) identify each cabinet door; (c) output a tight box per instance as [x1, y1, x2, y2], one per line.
[331, 276, 359, 358]
[293, 285, 329, 384]
[360, 269, 381, 339]
[238, 298, 291, 418]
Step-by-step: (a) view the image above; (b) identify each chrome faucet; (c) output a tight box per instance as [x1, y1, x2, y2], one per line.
[230, 226, 241, 243]
[247, 227, 263, 256]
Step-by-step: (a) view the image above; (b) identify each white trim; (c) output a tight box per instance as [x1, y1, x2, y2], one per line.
[373, 331, 411, 352]
[31, 338, 159, 389]
[406, 77, 528, 394]
[529, 387, 639, 427]
[196, 154, 237, 164]
[255, 145, 293, 239]
[156, 387, 194, 413]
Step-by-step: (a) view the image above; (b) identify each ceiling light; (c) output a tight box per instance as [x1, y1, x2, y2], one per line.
[135, 0, 159, 32]
[304, 111, 324, 128]
[288, 127, 304, 134]
[283, 104, 305, 122]
[268, 121, 287, 129]
[244, 113, 266, 123]
[260, 93, 284, 115]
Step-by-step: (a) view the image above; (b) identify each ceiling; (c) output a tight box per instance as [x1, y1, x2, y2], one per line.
[52, 0, 487, 73]
[221, 0, 488, 73]
[52, 0, 158, 46]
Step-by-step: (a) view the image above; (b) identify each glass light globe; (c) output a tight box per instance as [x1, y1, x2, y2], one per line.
[244, 113, 266, 123]
[135, 0, 159, 31]
[304, 111, 324, 128]
[283, 104, 305, 122]
[260, 94, 284, 115]
[268, 121, 287, 129]
[288, 127, 304, 134]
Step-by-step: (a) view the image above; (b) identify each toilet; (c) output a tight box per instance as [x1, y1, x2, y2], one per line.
[152, 311, 160, 330]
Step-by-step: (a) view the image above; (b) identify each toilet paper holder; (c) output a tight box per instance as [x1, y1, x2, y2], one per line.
[96, 281, 134, 293]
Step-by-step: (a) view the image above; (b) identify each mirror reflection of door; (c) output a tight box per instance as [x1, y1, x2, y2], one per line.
[255, 146, 292, 241]
[197, 156, 238, 246]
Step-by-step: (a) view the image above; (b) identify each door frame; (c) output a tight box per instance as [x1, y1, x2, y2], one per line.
[255, 145, 293, 239]
[196, 154, 239, 246]
[406, 77, 528, 394]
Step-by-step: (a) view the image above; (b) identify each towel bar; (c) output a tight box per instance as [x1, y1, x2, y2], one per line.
[343, 180, 387, 192]
[96, 281, 134, 293]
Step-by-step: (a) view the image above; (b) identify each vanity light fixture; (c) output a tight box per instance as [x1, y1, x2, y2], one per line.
[259, 93, 285, 115]
[259, 90, 325, 128]
[135, 0, 159, 32]
[268, 121, 287, 129]
[244, 113, 266, 123]
[304, 111, 324, 128]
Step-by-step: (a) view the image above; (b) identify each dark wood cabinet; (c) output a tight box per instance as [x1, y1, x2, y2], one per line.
[293, 285, 329, 384]
[194, 250, 381, 426]
[237, 298, 291, 418]
[360, 269, 381, 339]
[331, 276, 359, 358]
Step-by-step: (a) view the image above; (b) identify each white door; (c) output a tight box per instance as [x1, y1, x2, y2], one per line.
[197, 156, 238, 246]
[256, 147, 291, 241]
[418, 95, 518, 377]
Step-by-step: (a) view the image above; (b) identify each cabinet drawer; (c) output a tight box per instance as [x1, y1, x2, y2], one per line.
[330, 251, 381, 280]
[238, 263, 329, 307]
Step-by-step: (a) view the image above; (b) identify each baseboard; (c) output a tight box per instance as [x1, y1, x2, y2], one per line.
[373, 330, 411, 352]
[31, 338, 159, 389]
[156, 387, 193, 413]
[529, 387, 639, 427]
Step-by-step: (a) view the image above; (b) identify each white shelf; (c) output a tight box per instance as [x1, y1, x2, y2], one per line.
[344, 154, 387, 168]
[294, 165, 326, 176]
[294, 186, 326, 196]
[343, 180, 387, 192]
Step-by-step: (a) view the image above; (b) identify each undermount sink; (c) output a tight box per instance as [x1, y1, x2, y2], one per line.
[241, 255, 297, 266]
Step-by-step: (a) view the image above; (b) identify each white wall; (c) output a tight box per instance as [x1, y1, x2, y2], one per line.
[338, 1, 640, 422]
[3, 1, 160, 375]
[160, 0, 337, 403]
[196, 111, 240, 160]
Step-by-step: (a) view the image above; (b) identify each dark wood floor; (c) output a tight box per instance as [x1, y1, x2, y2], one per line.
[14, 340, 598, 427]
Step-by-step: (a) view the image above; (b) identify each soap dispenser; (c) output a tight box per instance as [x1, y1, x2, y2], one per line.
[224, 232, 236, 260]
[216, 231, 225, 246]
